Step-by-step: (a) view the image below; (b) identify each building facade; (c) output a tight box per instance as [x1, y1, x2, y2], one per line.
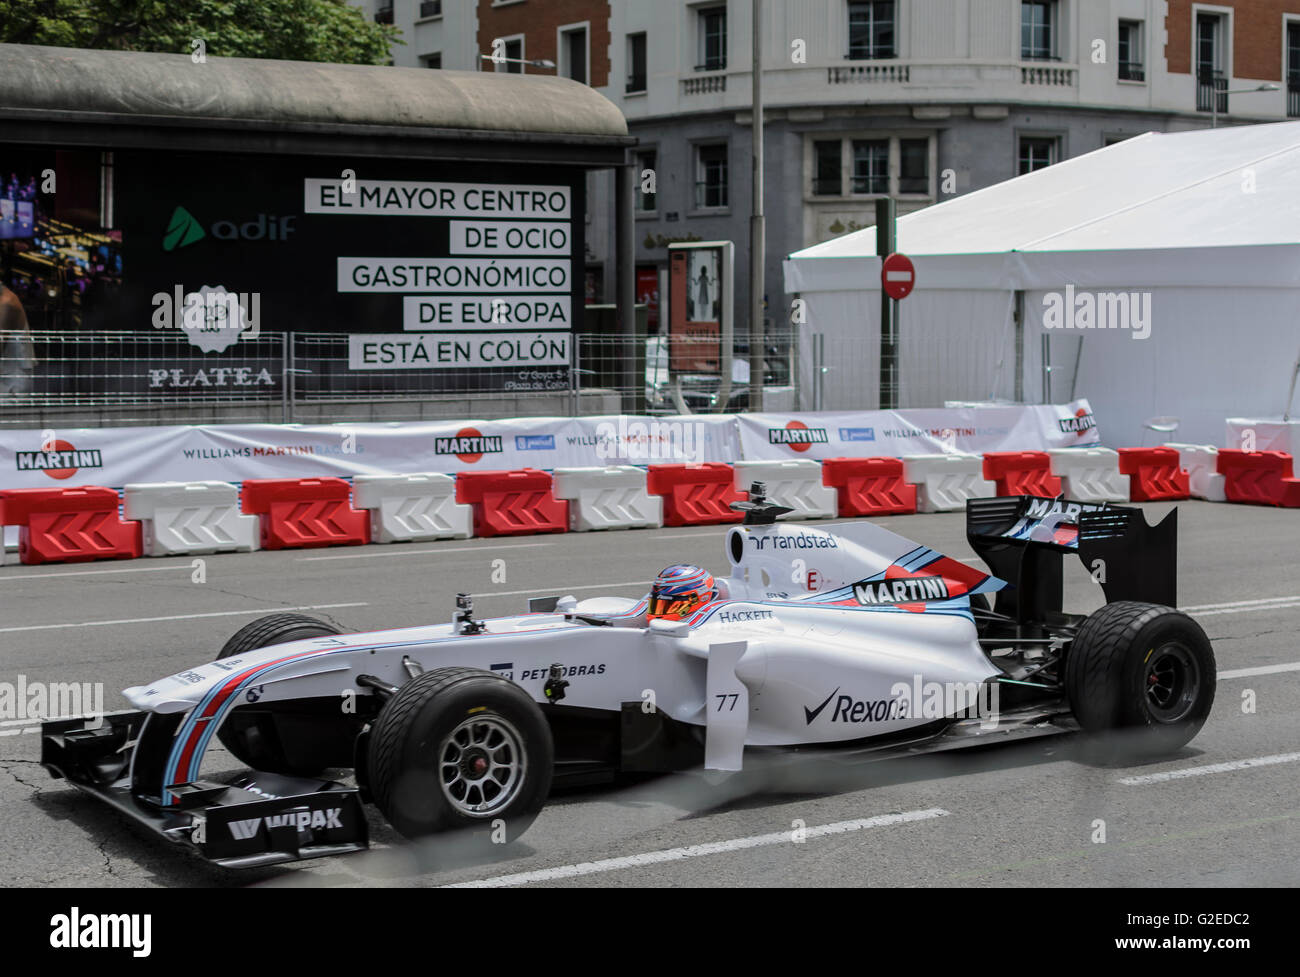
[355, 0, 1300, 338]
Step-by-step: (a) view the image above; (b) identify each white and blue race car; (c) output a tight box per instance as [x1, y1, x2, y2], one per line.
[41, 487, 1215, 867]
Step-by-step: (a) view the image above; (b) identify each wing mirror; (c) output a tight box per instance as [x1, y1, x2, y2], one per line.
[649, 618, 690, 638]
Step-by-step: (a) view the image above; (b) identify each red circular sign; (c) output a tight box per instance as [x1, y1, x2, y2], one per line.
[785, 419, 812, 453]
[42, 439, 79, 480]
[881, 252, 916, 300]
[454, 427, 485, 464]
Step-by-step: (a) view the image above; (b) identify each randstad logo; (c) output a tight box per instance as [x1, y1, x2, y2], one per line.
[162, 205, 297, 251]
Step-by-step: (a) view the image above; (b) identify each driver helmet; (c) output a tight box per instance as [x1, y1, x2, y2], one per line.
[648, 564, 717, 621]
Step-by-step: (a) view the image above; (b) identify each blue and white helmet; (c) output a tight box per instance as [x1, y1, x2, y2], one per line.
[648, 564, 717, 620]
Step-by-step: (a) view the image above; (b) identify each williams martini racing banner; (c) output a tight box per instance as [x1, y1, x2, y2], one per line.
[0, 402, 1096, 489]
[735, 400, 1098, 461]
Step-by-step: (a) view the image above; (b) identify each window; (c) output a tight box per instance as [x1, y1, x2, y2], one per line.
[698, 6, 727, 71]
[695, 144, 729, 208]
[1018, 136, 1058, 174]
[374, 0, 393, 25]
[813, 141, 841, 195]
[848, 1, 896, 60]
[1021, 1, 1055, 61]
[1117, 20, 1144, 81]
[494, 36, 524, 73]
[851, 140, 888, 194]
[560, 25, 588, 84]
[418, 0, 442, 18]
[1195, 13, 1226, 112]
[421, 53, 442, 69]
[636, 149, 657, 212]
[898, 138, 928, 193]
[627, 32, 647, 92]
[1289, 22, 1300, 117]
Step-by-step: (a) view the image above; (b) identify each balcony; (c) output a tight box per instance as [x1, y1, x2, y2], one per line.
[418, 0, 441, 17]
[828, 63, 910, 84]
[1021, 65, 1075, 86]
[683, 73, 726, 95]
[1118, 61, 1145, 82]
[1197, 70, 1227, 113]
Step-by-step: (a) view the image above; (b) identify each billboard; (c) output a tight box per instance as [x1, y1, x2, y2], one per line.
[667, 240, 732, 374]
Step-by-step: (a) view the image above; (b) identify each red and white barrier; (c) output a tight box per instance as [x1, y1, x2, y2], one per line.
[0, 486, 142, 565]
[241, 477, 370, 550]
[352, 473, 473, 542]
[902, 454, 994, 512]
[1215, 450, 1300, 507]
[123, 481, 259, 556]
[552, 466, 663, 532]
[646, 464, 746, 526]
[822, 457, 917, 516]
[455, 468, 569, 537]
[732, 460, 837, 521]
[1165, 443, 1226, 502]
[1047, 447, 1128, 503]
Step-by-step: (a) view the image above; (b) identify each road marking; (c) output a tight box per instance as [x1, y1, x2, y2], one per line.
[0, 564, 189, 581]
[443, 808, 949, 888]
[1194, 601, 1300, 617]
[298, 543, 549, 562]
[477, 581, 645, 599]
[1183, 595, 1300, 613]
[0, 602, 368, 634]
[1219, 661, 1300, 679]
[1119, 751, 1300, 786]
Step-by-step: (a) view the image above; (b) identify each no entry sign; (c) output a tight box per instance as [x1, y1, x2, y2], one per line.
[881, 252, 915, 300]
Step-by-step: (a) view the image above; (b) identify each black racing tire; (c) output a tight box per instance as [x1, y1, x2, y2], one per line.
[368, 667, 553, 847]
[1064, 601, 1216, 757]
[215, 613, 343, 774]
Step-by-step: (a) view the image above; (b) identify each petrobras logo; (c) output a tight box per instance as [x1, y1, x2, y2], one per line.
[226, 807, 344, 840]
[435, 427, 504, 464]
[838, 427, 875, 442]
[515, 435, 556, 451]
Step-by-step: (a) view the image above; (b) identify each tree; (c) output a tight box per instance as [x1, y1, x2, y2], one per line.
[0, 0, 402, 65]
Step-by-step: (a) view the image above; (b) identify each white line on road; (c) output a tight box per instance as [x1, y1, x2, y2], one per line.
[1119, 752, 1300, 786]
[0, 602, 368, 634]
[443, 808, 950, 888]
[0, 564, 190, 581]
[298, 543, 550, 562]
[1183, 596, 1300, 612]
[476, 582, 646, 599]
[1194, 602, 1300, 617]
[1219, 661, 1300, 679]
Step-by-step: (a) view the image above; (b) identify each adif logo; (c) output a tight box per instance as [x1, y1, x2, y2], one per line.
[162, 204, 296, 250]
[1043, 285, 1151, 339]
[49, 907, 151, 957]
[227, 807, 344, 839]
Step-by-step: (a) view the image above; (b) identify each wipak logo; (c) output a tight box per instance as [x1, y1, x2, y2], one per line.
[227, 807, 344, 839]
[163, 205, 206, 251]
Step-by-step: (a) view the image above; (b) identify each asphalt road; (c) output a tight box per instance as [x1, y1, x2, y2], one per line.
[2, 500, 1297, 888]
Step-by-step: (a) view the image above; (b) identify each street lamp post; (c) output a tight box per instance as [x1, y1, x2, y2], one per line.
[1211, 83, 1279, 127]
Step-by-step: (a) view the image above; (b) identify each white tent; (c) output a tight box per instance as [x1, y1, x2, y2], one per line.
[783, 120, 1300, 447]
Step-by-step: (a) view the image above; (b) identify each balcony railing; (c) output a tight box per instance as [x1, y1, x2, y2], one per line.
[1197, 70, 1227, 112]
[1288, 80, 1300, 118]
[1021, 65, 1075, 86]
[828, 63, 909, 84]
[418, 0, 441, 18]
[1118, 61, 1145, 82]
[683, 74, 726, 95]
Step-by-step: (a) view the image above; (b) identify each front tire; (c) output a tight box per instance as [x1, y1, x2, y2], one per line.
[215, 613, 344, 774]
[1064, 601, 1216, 756]
[367, 667, 553, 846]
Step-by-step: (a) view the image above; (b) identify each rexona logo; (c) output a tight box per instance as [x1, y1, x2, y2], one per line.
[16, 440, 102, 480]
[804, 687, 908, 725]
[1059, 407, 1096, 438]
[852, 575, 950, 605]
[769, 420, 828, 452]
[227, 807, 344, 839]
[435, 427, 504, 464]
[162, 204, 296, 251]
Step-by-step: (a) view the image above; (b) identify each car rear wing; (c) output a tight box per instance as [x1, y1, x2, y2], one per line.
[966, 496, 1177, 624]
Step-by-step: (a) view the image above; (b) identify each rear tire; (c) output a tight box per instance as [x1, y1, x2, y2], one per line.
[215, 613, 343, 774]
[368, 667, 553, 847]
[1064, 601, 1216, 757]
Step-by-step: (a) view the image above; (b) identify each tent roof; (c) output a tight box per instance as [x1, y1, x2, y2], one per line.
[792, 120, 1300, 260]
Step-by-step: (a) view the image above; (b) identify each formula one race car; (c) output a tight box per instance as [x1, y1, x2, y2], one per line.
[41, 486, 1216, 867]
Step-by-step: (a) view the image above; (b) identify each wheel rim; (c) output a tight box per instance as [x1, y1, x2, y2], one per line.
[1145, 642, 1201, 723]
[438, 714, 527, 818]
